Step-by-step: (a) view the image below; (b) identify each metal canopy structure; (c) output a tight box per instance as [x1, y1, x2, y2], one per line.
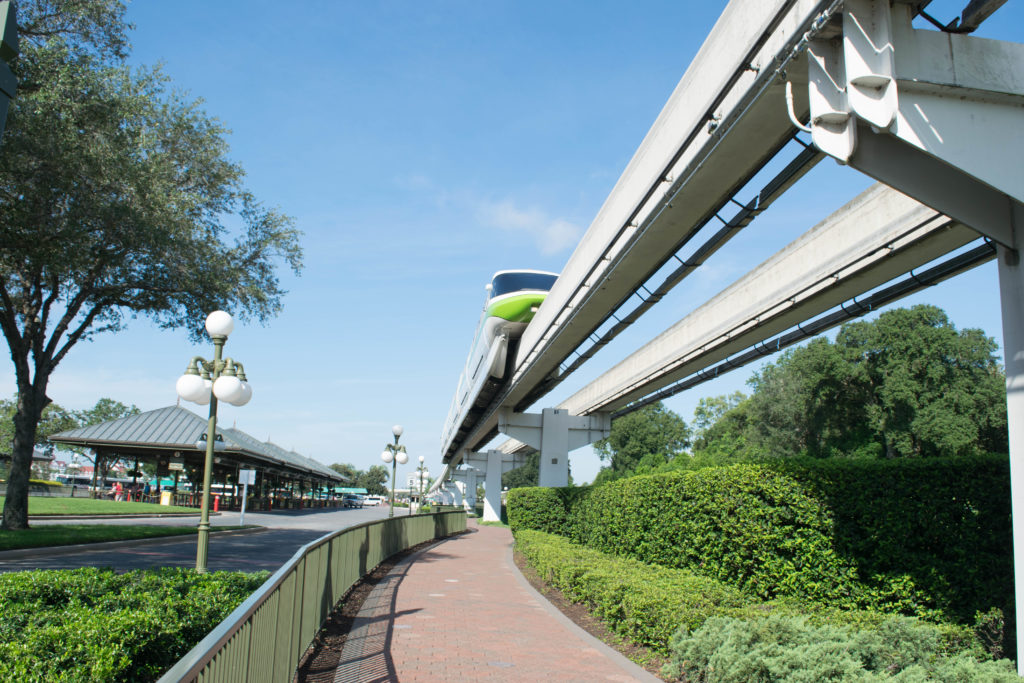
[49, 405, 344, 485]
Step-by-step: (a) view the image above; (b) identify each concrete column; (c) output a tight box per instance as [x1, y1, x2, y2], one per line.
[463, 470, 477, 511]
[539, 408, 570, 487]
[483, 450, 503, 523]
[498, 408, 610, 488]
[997, 241, 1024, 677]
[452, 480, 465, 509]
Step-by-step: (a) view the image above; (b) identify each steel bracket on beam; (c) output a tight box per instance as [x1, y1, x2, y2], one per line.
[802, 0, 1024, 247]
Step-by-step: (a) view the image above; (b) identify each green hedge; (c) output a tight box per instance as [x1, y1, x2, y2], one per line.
[514, 529, 984, 660]
[507, 487, 568, 535]
[0, 567, 268, 682]
[515, 528, 747, 652]
[507, 456, 1012, 623]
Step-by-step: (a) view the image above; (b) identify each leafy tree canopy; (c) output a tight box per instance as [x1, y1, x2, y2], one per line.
[702, 305, 1007, 459]
[329, 463, 390, 497]
[1, 0, 303, 529]
[593, 402, 689, 484]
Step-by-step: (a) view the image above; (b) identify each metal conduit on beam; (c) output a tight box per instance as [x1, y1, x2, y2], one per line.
[612, 240, 996, 418]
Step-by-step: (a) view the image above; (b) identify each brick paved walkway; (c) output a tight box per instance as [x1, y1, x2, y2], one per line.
[334, 521, 659, 683]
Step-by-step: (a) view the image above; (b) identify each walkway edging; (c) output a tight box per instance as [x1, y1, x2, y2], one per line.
[506, 540, 663, 683]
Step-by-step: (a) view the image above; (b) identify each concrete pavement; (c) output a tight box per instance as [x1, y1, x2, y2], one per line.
[334, 520, 659, 683]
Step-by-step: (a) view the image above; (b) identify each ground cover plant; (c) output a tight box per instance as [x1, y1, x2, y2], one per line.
[0, 495, 196, 516]
[0, 567, 268, 682]
[514, 529, 1016, 680]
[0, 524, 198, 551]
[661, 614, 1018, 682]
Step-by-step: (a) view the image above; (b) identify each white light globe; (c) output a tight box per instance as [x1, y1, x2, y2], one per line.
[396, 451, 408, 465]
[176, 374, 206, 403]
[205, 310, 234, 337]
[418, 455, 425, 464]
[381, 450, 394, 464]
[213, 375, 244, 404]
[193, 379, 213, 405]
[392, 424, 403, 438]
[233, 381, 253, 406]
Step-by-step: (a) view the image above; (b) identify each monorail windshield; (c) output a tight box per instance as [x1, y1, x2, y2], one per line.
[490, 271, 558, 298]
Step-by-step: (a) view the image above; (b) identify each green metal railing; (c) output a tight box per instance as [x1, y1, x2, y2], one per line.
[157, 510, 467, 683]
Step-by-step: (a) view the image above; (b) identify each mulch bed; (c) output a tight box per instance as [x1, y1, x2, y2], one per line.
[293, 537, 443, 682]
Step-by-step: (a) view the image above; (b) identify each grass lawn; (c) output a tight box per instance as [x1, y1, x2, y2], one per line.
[0, 496, 197, 515]
[0, 524, 198, 551]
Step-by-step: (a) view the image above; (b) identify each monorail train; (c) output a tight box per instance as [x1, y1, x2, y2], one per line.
[441, 270, 559, 459]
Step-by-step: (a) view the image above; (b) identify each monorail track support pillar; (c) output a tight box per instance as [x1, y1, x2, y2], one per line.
[498, 408, 611, 488]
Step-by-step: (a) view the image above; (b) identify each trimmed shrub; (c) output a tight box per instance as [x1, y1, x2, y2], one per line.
[0, 567, 268, 682]
[508, 456, 1012, 624]
[775, 456, 1013, 624]
[661, 614, 1018, 682]
[569, 465, 874, 609]
[506, 487, 567, 535]
[516, 529, 748, 652]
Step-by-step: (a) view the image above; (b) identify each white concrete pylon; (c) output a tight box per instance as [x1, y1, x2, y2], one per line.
[997, 235, 1024, 677]
[497, 408, 611, 487]
[463, 449, 532, 522]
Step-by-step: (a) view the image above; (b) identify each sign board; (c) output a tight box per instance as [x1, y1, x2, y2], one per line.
[238, 469, 256, 486]
[168, 457, 185, 472]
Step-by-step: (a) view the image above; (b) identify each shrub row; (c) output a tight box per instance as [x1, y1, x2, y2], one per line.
[507, 456, 1012, 623]
[0, 567, 268, 682]
[515, 528, 993, 667]
[515, 528, 747, 653]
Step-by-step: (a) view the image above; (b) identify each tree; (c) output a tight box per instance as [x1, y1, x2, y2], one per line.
[0, 396, 77, 455]
[357, 465, 389, 496]
[722, 305, 1008, 459]
[836, 305, 1006, 457]
[329, 463, 358, 482]
[503, 451, 540, 490]
[593, 402, 690, 483]
[0, 1, 303, 529]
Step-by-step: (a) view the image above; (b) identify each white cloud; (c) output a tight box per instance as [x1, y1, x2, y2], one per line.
[477, 199, 582, 255]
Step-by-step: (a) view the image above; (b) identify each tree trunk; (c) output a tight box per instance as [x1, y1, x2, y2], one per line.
[1, 389, 46, 530]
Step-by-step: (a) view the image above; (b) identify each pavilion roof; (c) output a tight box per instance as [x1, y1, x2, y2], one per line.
[49, 405, 343, 483]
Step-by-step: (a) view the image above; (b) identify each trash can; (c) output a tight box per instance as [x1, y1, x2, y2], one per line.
[160, 490, 172, 506]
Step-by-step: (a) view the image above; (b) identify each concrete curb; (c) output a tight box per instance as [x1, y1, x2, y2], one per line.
[29, 513, 205, 520]
[505, 540, 664, 683]
[0, 526, 268, 561]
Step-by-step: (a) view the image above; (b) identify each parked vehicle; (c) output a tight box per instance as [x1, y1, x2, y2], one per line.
[342, 493, 365, 508]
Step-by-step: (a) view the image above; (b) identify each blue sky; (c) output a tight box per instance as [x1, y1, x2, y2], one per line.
[6, 1, 1022, 485]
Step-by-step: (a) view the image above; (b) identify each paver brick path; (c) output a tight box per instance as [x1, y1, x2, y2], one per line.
[335, 522, 657, 683]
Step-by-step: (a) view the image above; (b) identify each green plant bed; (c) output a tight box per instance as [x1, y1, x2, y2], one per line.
[662, 614, 1018, 682]
[515, 529, 1010, 677]
[509, 457, 1013, 627]
[0, 567, 268, 682]
[0, 524, 203, 552]
[0, 495, 197, 516]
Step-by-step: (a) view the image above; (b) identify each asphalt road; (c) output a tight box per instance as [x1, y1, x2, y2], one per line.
[0, 504, 398, 573]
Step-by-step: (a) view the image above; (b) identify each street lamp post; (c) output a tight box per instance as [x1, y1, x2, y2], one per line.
[416, 455, 427, 514]
[175, 311, 253, 573]
[380, 424, 407, 519]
